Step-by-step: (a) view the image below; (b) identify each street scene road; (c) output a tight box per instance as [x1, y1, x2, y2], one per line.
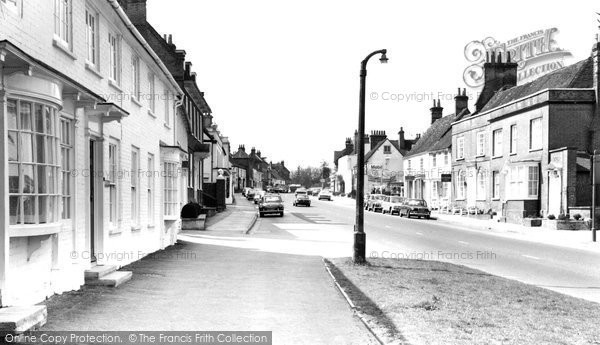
[248, 194, 600, 304]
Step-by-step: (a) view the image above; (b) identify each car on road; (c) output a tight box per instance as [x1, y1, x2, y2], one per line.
[242, 187, 252, 197]
[399, 199, 431, 219]
[366, 194, 385, 212]
[309, 187, 321, 196]
[381, 195, 404, 215]
[293, 194, 311, 207]
[259, 194, 284, 217]
[246, 189, 257, 200]
[318, 189, 332, 201]
[253, 191, 266, 204]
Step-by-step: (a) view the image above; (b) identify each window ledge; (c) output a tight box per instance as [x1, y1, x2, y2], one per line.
[456, 158, 465, 161]
[163, 215, 178, 221]
[9, 223, 61, 237]
[131, 97, 142, 107]
[147, 224, 155, 229]
[529, 148, 543, 153]
[108, 79, 123, 93]
[85, 62, 103, 79]
[148, 109, 156, 118]
[492, 198, 501, 201]
[164, 123, 171, 129]
[131, 226, 142, 232]
[492, 155, 503, 159]
[52, 38, 76, 60]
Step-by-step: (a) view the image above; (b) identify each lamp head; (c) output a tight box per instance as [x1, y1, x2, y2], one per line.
[379, 52, 389, 64]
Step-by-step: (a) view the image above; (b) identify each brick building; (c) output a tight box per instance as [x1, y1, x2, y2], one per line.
[0, 0, 189, 306]
[451, 47, 600, 222]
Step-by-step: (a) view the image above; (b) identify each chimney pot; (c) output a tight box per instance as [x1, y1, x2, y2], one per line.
[168, 34, 173, 44]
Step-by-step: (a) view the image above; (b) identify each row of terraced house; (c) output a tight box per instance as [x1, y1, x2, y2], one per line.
[0, 0, 233, 314]
[335, 40, 600, 224]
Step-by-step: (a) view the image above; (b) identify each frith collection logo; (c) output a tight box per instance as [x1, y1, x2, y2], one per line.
[463, 28, 572, 88]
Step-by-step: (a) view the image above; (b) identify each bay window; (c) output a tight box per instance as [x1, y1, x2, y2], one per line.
[163, 162, 179, 217]
[60, 118, 73, 219]
[8, 99, 61, 225]
[507, 165, 539, 199]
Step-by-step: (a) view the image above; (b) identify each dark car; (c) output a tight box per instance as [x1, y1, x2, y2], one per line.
[259, 194, 284, 217]
[366, 194, 385, 212]
[293, 194, 311, 207]
[399, 199, 431, 219]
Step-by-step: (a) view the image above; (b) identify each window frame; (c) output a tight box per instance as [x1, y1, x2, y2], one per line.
[131, 55, 141, 101]
[147, 153, 155, 226]
[60, 117, 74, 220]
[492, 171, 500, 200]
[456, 137, 465, 160]
[85, 7, 99, 68]
[108, 142, 119, 227]
[163, 161, 179, 217]
[476, 131, 485, 157]
[383, 145, 391, 154]
[8, 99, 62, 226]
[529, 117, 543, 151]
[510, 124, 517, 155]
[492, 129, 503, 158]
[108, 32, 122, 85]
[148, 73, 156, 114]
[130, 147, 140, 228]
[53, 0, 72, 49]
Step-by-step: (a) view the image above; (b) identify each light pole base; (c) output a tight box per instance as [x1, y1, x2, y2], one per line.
[353, 232, 367, 264]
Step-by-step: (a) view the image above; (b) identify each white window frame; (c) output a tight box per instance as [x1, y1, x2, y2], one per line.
[60, 117, 73, 220]
[456, 171, 466, 200]
[147, 154, 154, 226]
[85, 8, 99, 68]
[163, 161, 179, 217]
[419, 158, 423, 173]
[476, 169, 486, 200]
[108, 142, 119, 227]
[510, 124, 517, 154]
[383, 145, 391, 154]
[492, 129, 503, 157]
[148, 74, 156, 114]
[164, 89, 171, 127]
[444, 152, 448, 165]
[131, 55, 140, 101]
[507, 165, 539, 200]
[476, 131, 485, 156]
[53, 0, 71, 49]
[131, 147, 140, 228]
[456, 137, 464, 160]
[108, 33, 121, 84]
[492, 171, 500, 200]
[530, 117, 542, 151]
[7, 99, 62, 226]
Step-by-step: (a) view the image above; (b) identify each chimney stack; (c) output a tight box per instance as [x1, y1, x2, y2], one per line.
[120, 0, 147, 24]
[475, 50, 518, 111]
[455, 88, 468, 116]
[345, 137, 354, 152]
[370, 130, 387, 151]
[430, 99, 443, 124]
[398, 127, 405, 150]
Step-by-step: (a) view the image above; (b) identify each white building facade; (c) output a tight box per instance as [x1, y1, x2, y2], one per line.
[0, 0, 188, 306]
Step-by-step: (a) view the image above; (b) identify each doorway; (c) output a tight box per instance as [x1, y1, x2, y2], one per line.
[89, 139, 97, 262]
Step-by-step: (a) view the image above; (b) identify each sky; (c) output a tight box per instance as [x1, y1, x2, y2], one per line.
[147, 0, 600, 169]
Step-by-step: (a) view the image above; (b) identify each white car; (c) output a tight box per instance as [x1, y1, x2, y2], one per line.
[318, 190, 332, 201]
[382, 195, 404, 215]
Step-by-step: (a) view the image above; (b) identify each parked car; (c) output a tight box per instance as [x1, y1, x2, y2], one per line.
[399, 199, 431, 219]
[318, 189, 332, 201]
[259, 194, 284, 217]
[309, 187, 321, 196]
[253, 191, 266, 204]
[242, 187, 252, 197]
[293, 194, 311, 207]
[382, 195, 404, 215]
[246, 189, 257, 200]
[366, 194, 385, 212]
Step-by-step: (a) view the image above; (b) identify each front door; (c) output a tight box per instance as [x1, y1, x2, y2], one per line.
[548, 172, 562, 216]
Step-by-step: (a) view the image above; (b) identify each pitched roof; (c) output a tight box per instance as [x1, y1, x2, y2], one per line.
[480, 57, 594, 113]
[364, 139, 403, 162]
[405, 112, 461, 158]
[231, 149, 249, 159]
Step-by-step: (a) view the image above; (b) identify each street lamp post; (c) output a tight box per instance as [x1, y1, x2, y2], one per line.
[354, 49, 388, 264]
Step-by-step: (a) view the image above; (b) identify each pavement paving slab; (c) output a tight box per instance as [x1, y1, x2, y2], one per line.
[40, 240, 377, 344]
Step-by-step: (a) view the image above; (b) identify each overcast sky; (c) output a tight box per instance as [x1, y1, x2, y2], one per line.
[147, 1, 600, 169]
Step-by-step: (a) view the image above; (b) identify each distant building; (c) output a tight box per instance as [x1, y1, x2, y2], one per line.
[333, 129, 418, 195]
[403, 92, 470, 209]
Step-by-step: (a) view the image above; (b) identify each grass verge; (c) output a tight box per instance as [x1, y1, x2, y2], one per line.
[326, 258, 600, 345]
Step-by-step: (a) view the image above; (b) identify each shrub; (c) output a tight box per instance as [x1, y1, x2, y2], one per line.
[547, 214, 556, 220]
[491, 211, 498, 216]
[573, 213, 582, 220]
[557, 213, 569, 220]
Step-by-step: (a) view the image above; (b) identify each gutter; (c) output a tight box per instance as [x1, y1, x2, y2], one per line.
[106, 0, 183, 96]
